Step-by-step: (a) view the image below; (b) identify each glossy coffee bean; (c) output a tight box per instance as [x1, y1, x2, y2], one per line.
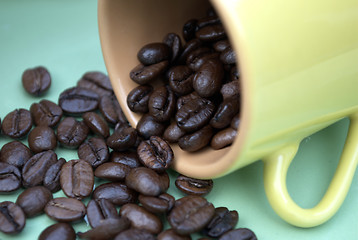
[106, 127, 138, 151]
[94, 162, 131, 181]
[195, 23, 226, 42]
[56, 117, 89, 148]
[175, 175, 213, 196]
[186, 47, 212, 69]
[211, 127, 237, 150]
[126, 84, 153, 113]
[77, 71, 113, 97]
[28, 126, 57, 153]
[158, 229, 192, 240]
[110, 151, 141, 168]
[136, 114, 167, 139]
[176, 91, 201, 110]
[130, 61, 169, 85]
[219, 228, 257, 240]
[78, 218, 130, 240]
[203, 207, 239, 238]
[38, 223, 76, 240]
[210, 97, 240, 129]
[30, 99, 63, 127]
[1, 108, 32, 139]
[163, 121, 186, 143]
[60, 159, 94, 199]
[168, 195, 215, 235]
[120, 203, 163, 234]
[220, 46, 237, 65]
[167, 65, 194, 95]
[182, 19, 198, 41]
[0, 201, 26, 234]
[197, 15, 221, 28]
[0, 162, 21, 193]
[45, 197, 86, 222]
[43, 157, 66, 193]
[0, 141, 32, 168]
[137, 136, 174, 172]
[138, 193, 175, 214]
[86, 199, 119, 228]
[58, 87, 99, 115]
[99, 94, 128, 126]
[178, 38, 202, 64]
[22, 66, 51, 96]
[188, 51, 220, 72]
[82, 112, 109, 138]
[213, 39, 230, 52]
[178, 125, 213, 152]
[114, 228, 156, 240]
[163, 33, 182, 63]
[231, 113, 240, 130]
[137, 42, 171, 65]
[92, 182, 137, 206]
[16, 186, 53, 217]
[220, 80, 240, 100]
[148, 85, 176, 122]
[78, 137, 109, 168]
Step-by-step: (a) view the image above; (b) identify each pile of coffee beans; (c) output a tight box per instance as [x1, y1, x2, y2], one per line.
[127, 7, 240, 152]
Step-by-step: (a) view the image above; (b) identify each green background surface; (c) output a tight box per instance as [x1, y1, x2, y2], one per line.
[0, 0, 357, 239]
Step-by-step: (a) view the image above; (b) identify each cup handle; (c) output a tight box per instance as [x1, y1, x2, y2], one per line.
[262, 113, 358, 227]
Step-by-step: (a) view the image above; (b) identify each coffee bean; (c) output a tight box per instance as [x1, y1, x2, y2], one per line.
[167, 65, 194, 95]
[211, 127, 237, 150]
[16, 186, 53, 217]
[136, 114, 167, 139]
[138, 193, 175, 214]
[86, 199, 119, 228]
[28, 126, 57, 153]
[0, 162, 21, 193]
[158, 229, 192, 240]
[107, 127, 138, 151]
[126, 84, 153, 113]
[197, 15, 221, 29]
[56, 117, 89, 148]
[148, 85, 176, 122]
[231, 113, 240, 130]
[176, 91, 201, 110]
[168, 195, 215, 235]
[78, 137, 109, 168]
[58, 87, 99, 115]
[137, 136, 174, 172]
[60, 159, 94, 200]
[210, 97, 240, 129]
[137, 42, 171, 65]
[195, 24, 226, 42]
[44, 197, 86, 222]
[120, 203, 163, 234]
[22, 66, 51, 96]
[213, 39, 230, 52]
[187, 51, 220, 72]
[0, 141, 32, 168]
[99, 94, 128, 126]
[30, 99, 63, 127]
[38, 223, 76, 240]
[114, 228, 156, 240]
[220, 80, 240, 100]
[77, 71, 113, 97]
[78, 218, 130, 240]
[182, 19, 198, 42]
[94, 162, 131, 181]
[163, 121, 186, 143]
[175, 175, 213, 196]
[92, 182, 137, 206]
[177, 38, 202, 64]
[219, 228, 257, 240]
[0, 201, 26, 234]
[220, 47, 236, 65]
[1, 108, 33, 139]
[186, 47, 212, 69]
[163, 33, 182, 63]
[178, 125, 213, 152]
[43, 157, 66, 193]
[82, 112, 110, 138]
[203, 207, 238, 238]
[110, 151, 141, 168]
[130, 61, 169, 85]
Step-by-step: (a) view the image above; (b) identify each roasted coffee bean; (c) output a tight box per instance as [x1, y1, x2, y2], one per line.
[176, 91, 201, 111]
[86, 199, 119, 228]
[188, 51, 220, 72]
[28, 126, 57, 153]
[213, 39, 230, 52]
[138, 193, 175, 214]
[219, 228, 257, 240]
[16, 186, 52, 217]
[177, 38, 202, 64]
[221, 80, 240, 100]
[60, 159, 94, 199]
[58, 87, 99, 115]
[158, 229, 192, 240]
[125, 167, 169, 196]
[0, 141, 32, 168]
[82, 112, 110, 138]
[163, 33, 182, 63]
[197, 15, 221, 29]
[148, 85, 176, 122]
[126, 84, 153, 113]
[167, 65, 194, 95]
[175, 175, 213, 196]
[21, 66, 51, 96]
[168, 195, 215, 235]
[77, 71, 113, 97]
[56, 117, 89, 148]
[195, 23, 226, 42]
[107, 127, 138, 151]
[220, 46, 236, 65]
[231, 113, 240, 130]
[210, 97, 240, 129]
[136, 114, 167, 139]
[38, 223, 76, 240]
[78, 137, 109, 168]
[92, 182, 137, 206]
[22, 150, 57, 188]
[163, 121, 186, 143]
[0, 201, 26, 234]
[78, 218, 130, 240]
[130, 61, 169, 85]
[137, 42, 171, 65]
[182, 19, 198, 41]
[178, 125, 214, 152]
[99, 94, 128, 126]
[137, 136, 174, 172]
[94, 162, 131, 181]
[110, 151, 141, 168]
[30, 99, 63, 127]
[211, 127, 237, 150]
[1, 108, 32, 139]
[120, 203, 163, 234]
[0, 162, 21, 193]
[45, 197, 86, 222]
[114, 228, 156, 240]
[43, 157, 66, 193]
[203, 207, 238, 238]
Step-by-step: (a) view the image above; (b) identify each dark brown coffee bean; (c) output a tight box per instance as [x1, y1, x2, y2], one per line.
[1, 108, 32, 139]
[86, 199, 119, 228]
[120, 203, 163, 234]
[163, 33, 182, 63]
[126, 84, 153, 113]
[137, 42, 171, 65]
[130, 61, 169, 85]
[60, 159, 94, 200]
[210, 97, 240, 129]
[92, 182, 137, 206]
[186, 47, 212, 69]
[110, 151, 141, 168]
[38, 223, 76, 240]
[94, 162, 131, 181]
[168, 195, 215, 235]
[114, 228, 156, 240]
[107, 127, 138, 151]
[43, 157, 66, 193]
[56, 117, 89, 148]
[203, 207, 239, 238]
[0, 201, 26, 234]
[175, 175, 213, 196]
[45, 197, 86, 222]
[77, 71, 113, 97]
[82, 112, 109, 138]
[22, 66, 51, 96]
[220, 46, 236, 65]
[148, 85, 176, 122]
[158, 229, 192, 240]
[178, 38, 202, 64]
[30, 99, 63, 127]
[213, 39, 230, 52]
[188, 51, 220, 72]
[78, 218, 130, 240]
[176, 91, 201, 111]
[182, 19, 198, 41]
[16, 186, 53, 217]
[211, 127, 237, 150]
[58, 87, 99, 115]
[196, 24, 226, 42]
[22, 150, 57, 188]
[167, 65, 194, 95]
[178, 125, 213, 152]
[99, 94, 128, 126]
[126, 167, 169, 196]
[197, 15, 221, 29]
[78, 137, 109, 168]
[137, 136, 174, 172]
[0, 141, 32, 168]
[136, 114, 167, 139]
[138, 193, 175, 214]
[0, 162, 21, 193]
[28, 126, 57, 153]
[221, 80, 240, 100]
[231, 114, 240, 130]
[163, 121, 186, 143]
[219, 228, 257, 240]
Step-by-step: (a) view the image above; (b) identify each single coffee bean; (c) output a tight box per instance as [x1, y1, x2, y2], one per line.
[203, 207, 239, 238]
[158, 229, 192, 240]
[22, 66, 51, 96]
[126, 84, 153, 113]
[28, 126, 57, 153]
[137, 136, 174, 172]
[137, 42, 171, 65]
[58, 87, 99, 115]
[0, 141, 32, 168]
[175, 175, 213, 196]
[30, 99, 63, 127]
[211, 127, 237, 150]
[168, 195, 215, 235]
[77, 71, 113, 97]
[114, 228, 156, 240]
[92, 182, 137, 206]
[220, 80, 240, 100]
[99, 94, 128, 126]
[177, 38, 202, 64]
[136, 114, 167, 139]
[148, 85, 176, 122]
[43, 157, 66, 193]
[1, 108, 32, 139]
[231, 113, 240, 130]
[120, 203, 163, 234]
[78, 218, 130, 240]
[110, 151, 141, 168]
[0, 162, 21, 193]
[178, 125, 214, 152]
[107, 127, 138, 151]
[86, 199, 119, 228]
[167, 65, 194, 95]
[38, 223, 76, 240]
[138, 193, 175, 214]
[0, 201, 26, 234]
[94, 162, 131, 181]
[56, 117, 89, 148]
[60, 159, 94, 200]
[213, 39, 230, 52]
[163, 33, 182, 63]
[16, 186, 53, 217]
[210, 97, 240, 129]
[44, 197, 86, 222]
[130, 61, 169, 85]
[186, 47, 212, 69]
[182, 19, 198, 42]
[78, 137, 109, 168]
[163, 121, 186, 143]
[188, 51, 220, 72]
[82, 112, 110, 138]
[220, 46, 237, 65]
[197, 15, 221, 29]
[195, 23, 226, 42]
[219, 228, 257, 240]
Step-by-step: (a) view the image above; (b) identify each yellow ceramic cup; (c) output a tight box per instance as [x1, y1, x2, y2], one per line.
[98, 0, 358, 228]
